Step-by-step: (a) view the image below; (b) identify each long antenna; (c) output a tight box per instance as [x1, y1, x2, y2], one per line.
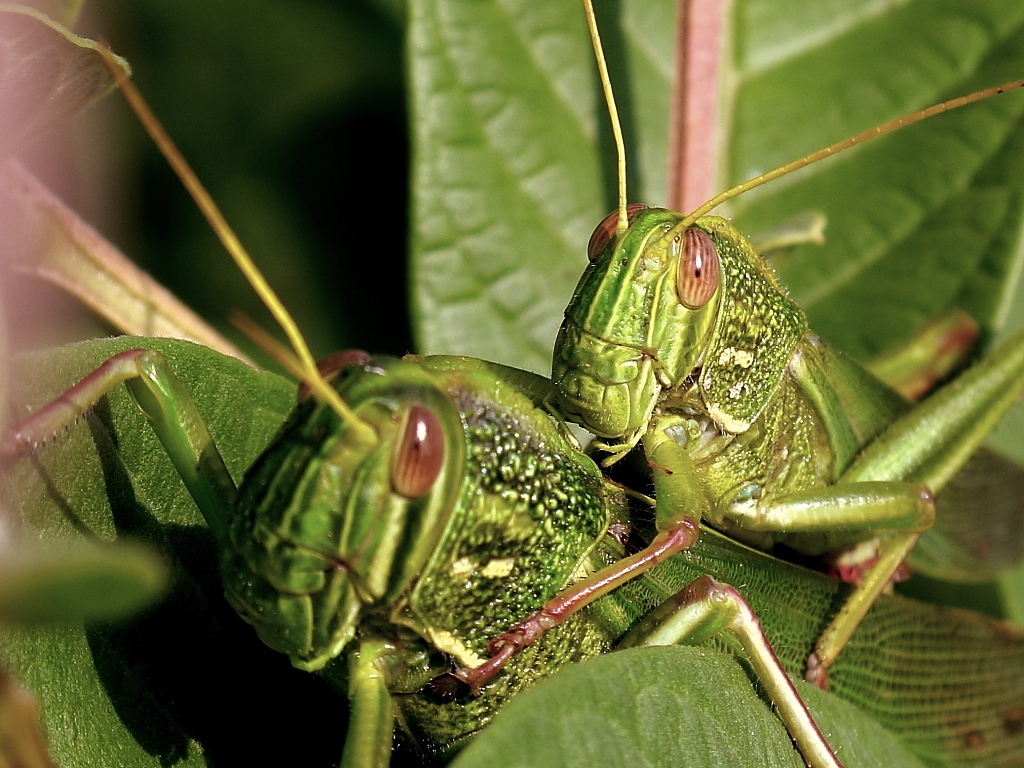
[97, 46, 376, 444]
[583, 0, 628, 235]
[678, 78, 1024, 230]
[231, 312, 318, 385]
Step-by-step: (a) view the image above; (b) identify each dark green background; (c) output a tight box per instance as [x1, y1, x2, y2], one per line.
[87, 0, 410, 359]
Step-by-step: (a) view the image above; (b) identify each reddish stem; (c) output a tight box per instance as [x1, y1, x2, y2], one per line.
[667, 0, 726, 213]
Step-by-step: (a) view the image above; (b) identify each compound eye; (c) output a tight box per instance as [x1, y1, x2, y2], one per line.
[677, 228, 720, 309]
[392, 405, 445, 498]
[587, 203, 649, 261]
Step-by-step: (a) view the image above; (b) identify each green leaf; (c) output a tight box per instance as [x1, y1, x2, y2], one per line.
[407, 0, 677, 373]
[4, 337, 348, 767]
[410, 0, 1024, 380]
[0, 540, 167, 625]
[729, 0, 1024, 360]
[452, 646, 927, 768]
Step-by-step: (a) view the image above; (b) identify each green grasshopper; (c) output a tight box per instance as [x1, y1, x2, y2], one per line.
[508, 0, 1024, 704]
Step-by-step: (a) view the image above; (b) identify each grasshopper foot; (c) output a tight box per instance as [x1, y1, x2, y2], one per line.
[423, 672, 471, 703]
[454, 610, 558, 693]
[452, 641, 519, 694]
[804, 653, 829, 690]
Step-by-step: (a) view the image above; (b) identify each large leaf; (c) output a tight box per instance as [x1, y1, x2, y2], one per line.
[453, 646, 927, 768]
[730, 1, 1024, 355]
[409, 0, 607, 371]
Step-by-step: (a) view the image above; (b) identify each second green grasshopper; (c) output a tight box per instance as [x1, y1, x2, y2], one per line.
[550, 204, 1024, 687]
[494, 0, 1024, 694]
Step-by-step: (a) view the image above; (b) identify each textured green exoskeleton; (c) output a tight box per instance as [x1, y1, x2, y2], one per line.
[8, 341, 1024, 768]
[222, 353, 621, 761]
[551, 206, 1024, 691]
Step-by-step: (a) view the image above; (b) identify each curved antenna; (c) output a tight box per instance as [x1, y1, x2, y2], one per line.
[97, 45, 376, 444]
[678, 78, 1024, 230]
[583, 0, 628, 235]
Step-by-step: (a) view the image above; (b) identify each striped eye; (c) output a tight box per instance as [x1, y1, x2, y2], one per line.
[392, 405, 445, 498]
[587, 204, 649, 261]
[677, 228, 720, 309]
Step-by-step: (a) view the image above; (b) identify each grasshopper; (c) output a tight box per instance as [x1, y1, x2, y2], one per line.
[482, 0, 1024, 710]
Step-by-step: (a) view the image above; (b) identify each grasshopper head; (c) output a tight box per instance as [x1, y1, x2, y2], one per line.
[221, 356, 465, 672]
[553, 207, 721, 441]
[553, 208, 806, 443]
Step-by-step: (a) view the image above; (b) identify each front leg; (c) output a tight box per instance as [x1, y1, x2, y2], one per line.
[342, 638, 396, 768]
[618, 575, 844, 768]
[4, 348, 236, 542]
[719, 482, 934, 688]
[806, 326, 1024, 684]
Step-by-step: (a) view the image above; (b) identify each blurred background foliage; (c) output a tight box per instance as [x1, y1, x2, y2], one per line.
[45, 0, 411, 360]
